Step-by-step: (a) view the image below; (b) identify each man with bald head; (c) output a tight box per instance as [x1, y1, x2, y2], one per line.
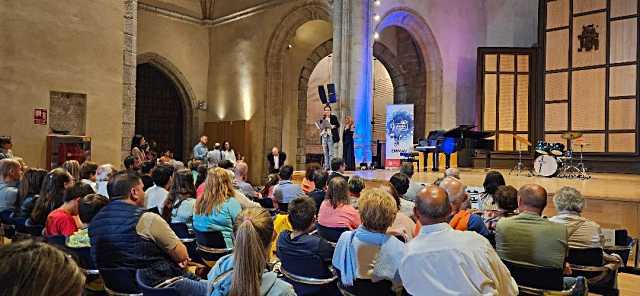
[496, 184, 568, 269]
[439, 177, 489, 236]
[399, 186, 517, 295]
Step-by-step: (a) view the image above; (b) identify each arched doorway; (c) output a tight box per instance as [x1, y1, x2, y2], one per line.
[135, 63, 185, 160]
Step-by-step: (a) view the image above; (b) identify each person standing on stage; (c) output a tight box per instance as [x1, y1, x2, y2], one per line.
[267, 146, 286, 173]
[342, 116, 355, 171]
[193, 135, 208, 161]
[320, 105, 340, 170]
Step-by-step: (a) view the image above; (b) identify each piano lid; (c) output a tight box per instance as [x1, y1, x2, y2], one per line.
[442, 125, 494, 139]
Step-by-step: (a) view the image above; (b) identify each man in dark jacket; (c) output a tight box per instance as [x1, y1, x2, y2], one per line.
[267, 146, 287, 173]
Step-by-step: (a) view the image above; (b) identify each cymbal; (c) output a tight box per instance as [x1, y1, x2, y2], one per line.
[561, 131, 583, 140]
[514, 135, 532, 146]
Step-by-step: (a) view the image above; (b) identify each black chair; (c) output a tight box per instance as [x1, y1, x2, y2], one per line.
[67, 246, 99, 274]
[193, 229, 232, 266]
[337, 279, 395, 296]
[278, 202, 289, 213]
[45, 235, 67, 248]
[502, 259, 586, 295]
[315, 223, 349, 243]
[100, 267, 142, 295]
[604, 229, 636, 268]
[275, 252, 339, 296]
[24, 223, 44, 237]
[567, 248, 618, 296]
[0, 210, 16, 240]
[170, 222, 199, 262]
[135, 269, 184, 296]
[147, 207, 160, 215]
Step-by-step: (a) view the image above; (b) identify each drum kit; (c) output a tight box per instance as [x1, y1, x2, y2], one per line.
[510, 132, 591, 179]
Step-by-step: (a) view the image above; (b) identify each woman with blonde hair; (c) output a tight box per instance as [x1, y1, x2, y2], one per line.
[342, 116, 356, 170]
[193, 167, 242, 249]
[62, 160, 81, 182]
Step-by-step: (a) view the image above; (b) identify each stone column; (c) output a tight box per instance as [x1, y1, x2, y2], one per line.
[122, 0, 137, 160]
[331, 0, 374, 165]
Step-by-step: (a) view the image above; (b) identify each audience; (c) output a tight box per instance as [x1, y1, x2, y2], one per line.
[95, 164, 116, 197]
[234, 161, 260, 200]
[0, 158, 23, 213]
[193, 135, 209, 161]
[444, 167, 460, 179]
[400, 185, 517, 295]
[14, 168, 47, 219]
[329, 158, 349, 182]
[318, 177, 361, 230]
[62, 160, 81, 182]
[44, 182, 94, 236]
[222, 141, 237, 164]
[31, 168, 73, 225]
[262, 173, 280, 204]
[130, 134, 147, 165]
[89, 172, 193, 286]
[0, 240, 85, 296]
[79, 161, 98, 191]
[206, 142, 224, 168]
[301, 163, 321, 193]
[347, 175, 365, 207]
[193, 167, 242, 249]
[480, 171, 506, 215]
[162, 169, 197, 228]
[389, 173, 416, 218]
[484, 185, 518, 231]
[66, 193, 108, 248]
[123, 155, 138, 173]
[195, 164, 208, 189]
[399, 162, 425, 202]
[439, 177, 489, 236]
[333, 188, 406, 291]
[380, 184, 416, 241]
[140, 161, 156, 191]
[276, 197, 336, 295]
[307, 169, 328, 213]
[273, 165, 305, 204]
[0, 136, 14, 159]
[145, 164, 173, 212]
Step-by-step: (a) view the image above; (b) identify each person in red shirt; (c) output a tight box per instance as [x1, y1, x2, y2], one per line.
[45, 182, 94, 236]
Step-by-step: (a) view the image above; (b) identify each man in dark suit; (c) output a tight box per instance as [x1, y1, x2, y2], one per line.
[328, 157, 349, 183]
[266, 146, 286, 173]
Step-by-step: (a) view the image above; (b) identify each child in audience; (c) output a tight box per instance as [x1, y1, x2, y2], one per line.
[79, 161, 98, 191]
[66, 194, 108, 248]
[14, 168, 46, 220]
[44, 183, 94, 237]
[348, 175, 365, 208]
[31, 168, 73, 225]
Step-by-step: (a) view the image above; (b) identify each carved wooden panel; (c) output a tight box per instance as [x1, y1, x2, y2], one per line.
[609, 65, 637, 97]
[547, 0, 570, 29]
[609, 99, 636, 130]
[572, 13, 607, 68]
[545, 103, 569, 132]
[611, 0, 638, 18]
[545, 72, 569, 102]
[517, 55, 530, 72]
[500, 54, 515, 72]
[609, 133, 636, 153]
[610, 18, 637, 64]
[575, 133, 605, 152]
[546, 30, 569, 70]
[571, 68, 606, 131]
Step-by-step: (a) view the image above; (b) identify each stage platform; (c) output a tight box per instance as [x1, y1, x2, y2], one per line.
[293, 168, 640, 237]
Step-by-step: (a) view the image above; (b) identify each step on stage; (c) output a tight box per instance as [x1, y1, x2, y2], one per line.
[294, 168, 640, 237]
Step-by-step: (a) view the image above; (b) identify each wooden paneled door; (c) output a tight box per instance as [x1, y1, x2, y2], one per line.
[204, 120, 251, 165]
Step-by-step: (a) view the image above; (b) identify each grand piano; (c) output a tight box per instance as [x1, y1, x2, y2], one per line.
[414, 125, 494, 170]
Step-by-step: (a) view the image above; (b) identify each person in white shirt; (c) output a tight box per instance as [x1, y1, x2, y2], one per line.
[400, 185, 518, 296]
[145, 165, 173, 212]
[222, 141, 237, 164]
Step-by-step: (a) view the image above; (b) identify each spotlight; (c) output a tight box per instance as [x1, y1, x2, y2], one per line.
[374, 14, 381, 22]
[374, 0, 381, 6]
[373, 32, 379, 40]
[287, 44, 293, 49]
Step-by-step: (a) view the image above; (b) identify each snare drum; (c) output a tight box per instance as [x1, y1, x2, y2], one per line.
[535, 141, 550, 155]
[549, 143, 565, 156]
[534, 155, 558, 177]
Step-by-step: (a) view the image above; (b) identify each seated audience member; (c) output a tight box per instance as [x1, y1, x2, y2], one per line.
[267, 146, 287, 173]
[0, 158, 23, 213]
[440, 177, 489, 236]
[318, 177, 361, 230]
[0, 240, 85, 296]
[95, 164, 116, 197]
[79, 161, 98, 192]
[206, 142, 224, 168]
[329, 158, 349, 182]
[140, 161, 156, 191]
[380, 184, 415, 241]
[123, 155, 139, 173]
[62, 160, 81, 182]
[66, 194, 108, 248]
[444, 167, 460, 179]
[0, 136, 14, 160]
[400, 186, 517, 295]
[193, 167, 242, 249]
[145, 164, 173, 212]
[307, 170, 328, 212]
[45, 182, 94, 236]
[485, 185, 518, 231]
[89, 172, 193, 286]
[31, 169, 73, 225]
[274, 165, 305, 204]
[277, 197, 335, 293]
[195, 164, 208, 189]
[189, 159, 202, 182]
[301, 163, 321, 193]
[234, 162, 260, 200]
[389, 173, 415, 218]
[262, 173, 280, 204]
[333, 188, 406, 290]
[479, 171, 506, 215]
[198, 164, 260, 209]
[14, 168, 47, 219]
[348, 175, 365, 207]
[549, 187, 621, 277]
[162, 169, 197, 228]
[399, 162, 425, 202]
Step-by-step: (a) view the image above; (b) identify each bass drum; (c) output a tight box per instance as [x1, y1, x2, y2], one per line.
[534, 155, 558, 177]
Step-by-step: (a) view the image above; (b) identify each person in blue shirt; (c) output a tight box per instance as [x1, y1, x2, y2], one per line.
[273, 165, 305, 204]
[193, 136, 209, 161]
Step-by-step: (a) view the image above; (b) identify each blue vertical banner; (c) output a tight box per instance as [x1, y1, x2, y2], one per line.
[385, 104, 414, 168]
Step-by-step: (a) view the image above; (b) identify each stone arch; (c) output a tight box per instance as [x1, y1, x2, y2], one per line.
[264, 0, 331, 172]
[137, 52, 198, 161]
[294, 40, 410, 168]
[376, 8, 444, 133]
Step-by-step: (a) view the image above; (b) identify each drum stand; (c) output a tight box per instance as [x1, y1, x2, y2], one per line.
[558, 144, 591, 179]
[509, 148, 534, 176]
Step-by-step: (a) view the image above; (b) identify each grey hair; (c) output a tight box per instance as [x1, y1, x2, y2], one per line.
[553, 186, 585, 212]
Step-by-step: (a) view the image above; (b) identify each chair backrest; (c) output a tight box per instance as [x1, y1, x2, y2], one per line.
[352, 278, 395, 296]
[25, 224, 44, 237]
[502, 259, 564, 291]
[566, 248, 604, 266]
[194, 229, 227, 249]
[278, 202, 289, 213]
[615, 229, 630, 246]
[170, 223, 191, 239]
[316, 223, 349, 243]
[100, 267, 141, 294]
[46, 235, 67, 248]
[0, 209, 14, 223]
[147, 207, 160, 215]
[68, 247, 97, 270]
[135, 270, 179, 296]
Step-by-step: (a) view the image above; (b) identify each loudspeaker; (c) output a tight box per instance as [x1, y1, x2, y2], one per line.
[318, 85, 328, 105]
[327, 83, 337, 103]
